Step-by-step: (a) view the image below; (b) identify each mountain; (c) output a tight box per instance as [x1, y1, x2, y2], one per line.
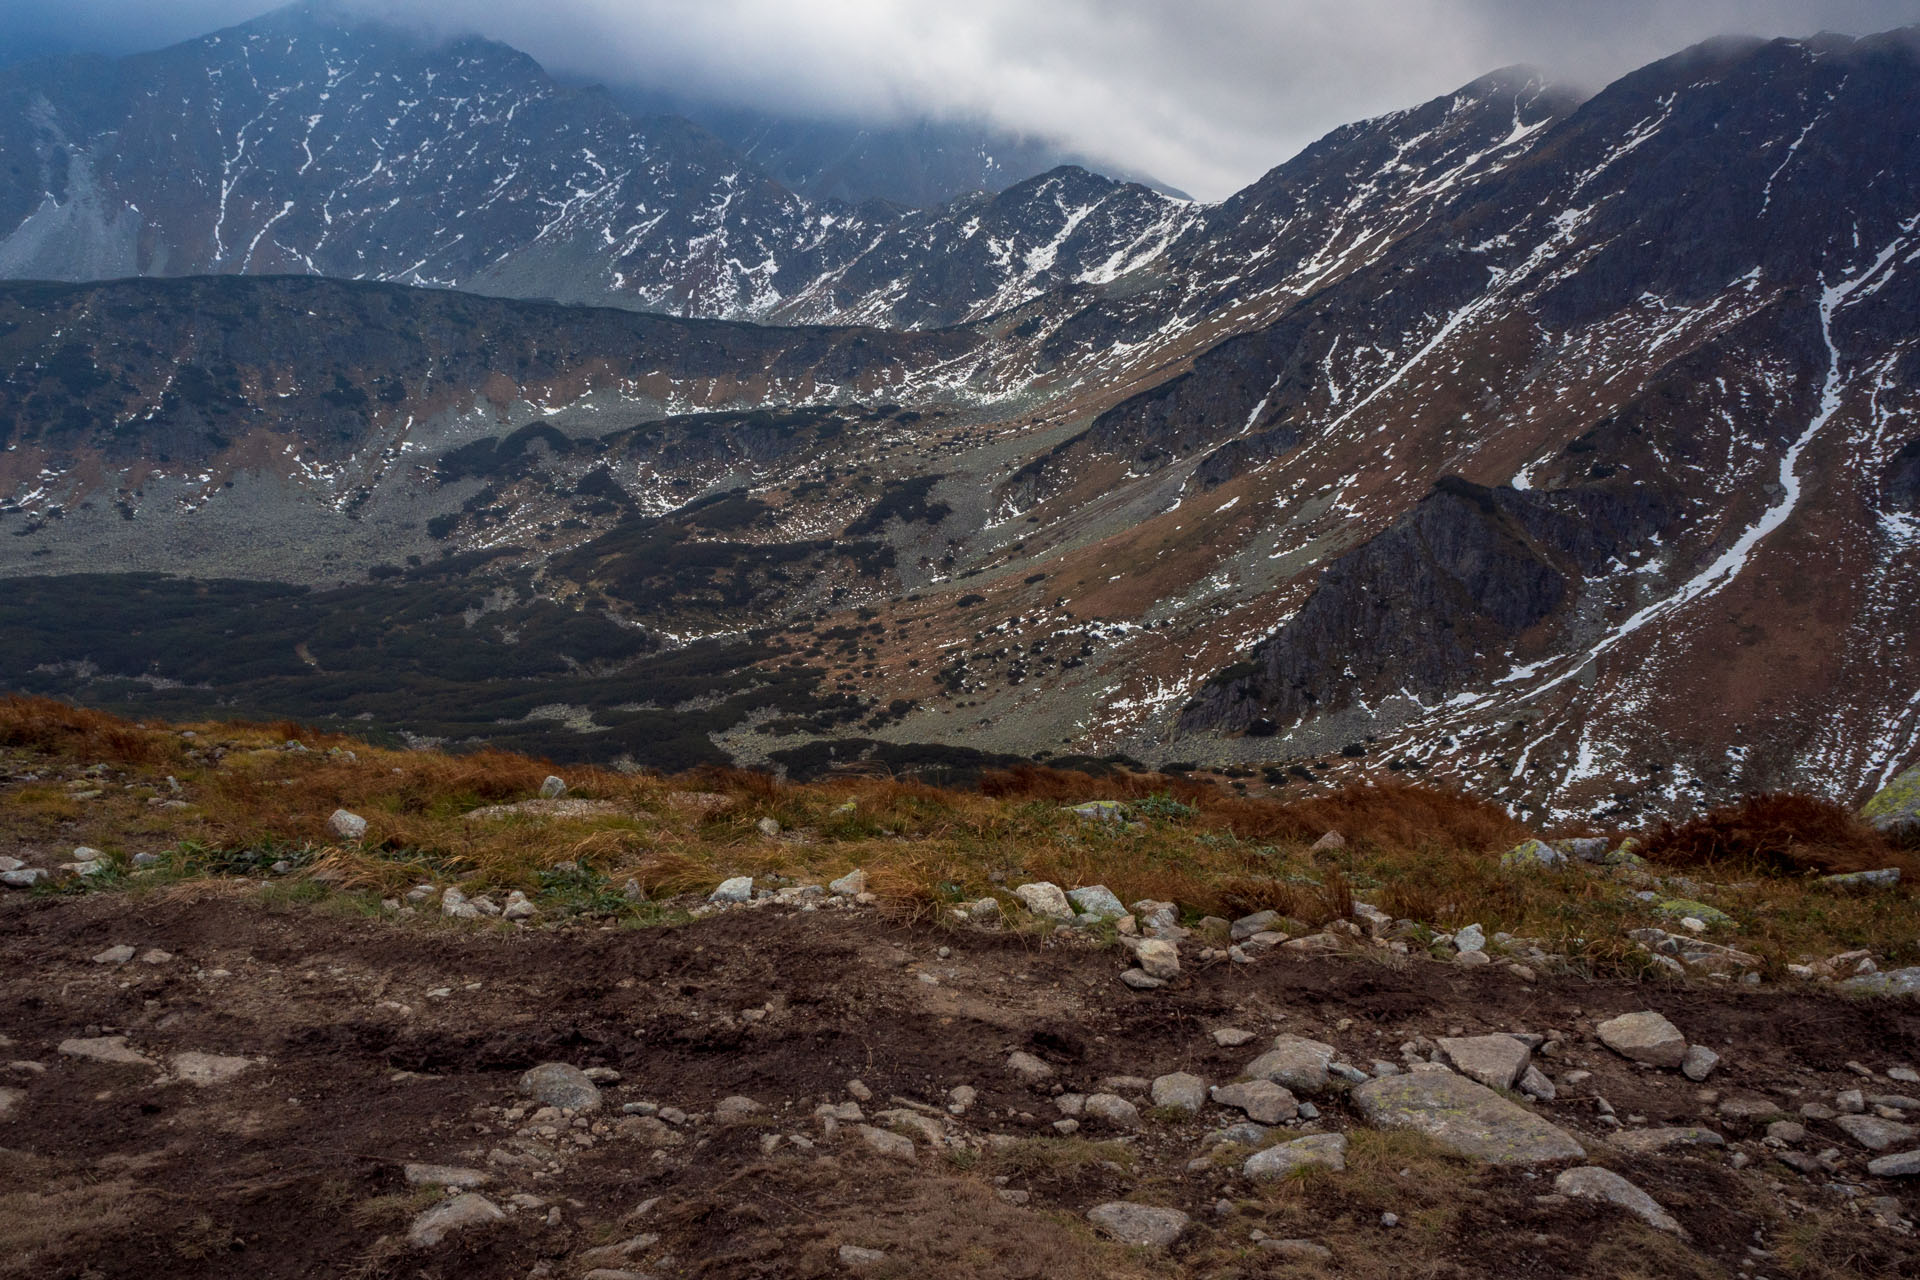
[2, 14, 1918, 821]
[612, 89, 1185, 209]
[0, 1, 1190, 327]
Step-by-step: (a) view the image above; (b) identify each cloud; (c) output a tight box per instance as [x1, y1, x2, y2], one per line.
[6, 0, 1920, 198]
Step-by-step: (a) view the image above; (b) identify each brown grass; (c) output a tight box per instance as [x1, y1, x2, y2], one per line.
[0, 695, 184, 768]
[1640, 793, 1910, 877]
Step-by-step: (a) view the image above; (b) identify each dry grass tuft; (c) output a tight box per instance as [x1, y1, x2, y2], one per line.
[0, 695, 182, 768]
[1640, 793, 1909, 877]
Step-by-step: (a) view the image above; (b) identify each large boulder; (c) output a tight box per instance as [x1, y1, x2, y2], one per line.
[1862, 762, 1920, 838]
[1352, 1072, 1584, 1164]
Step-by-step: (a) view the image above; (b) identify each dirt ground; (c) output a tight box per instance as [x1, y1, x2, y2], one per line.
[3, 888, 1917, 1280]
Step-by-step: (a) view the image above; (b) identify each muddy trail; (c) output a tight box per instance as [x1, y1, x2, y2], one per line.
[2, 889, 1917, 1279]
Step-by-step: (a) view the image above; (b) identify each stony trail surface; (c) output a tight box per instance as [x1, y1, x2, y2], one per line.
[2, 889, 1917, 1278]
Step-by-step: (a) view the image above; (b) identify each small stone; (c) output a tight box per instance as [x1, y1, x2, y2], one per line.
[169, 1052, 253, 1086]
[714, 1096, 764, 1122]
[1518, 1066, 1557, 1101]
[1084, 1093, 1141, 1129]
[1867, 1150, 1920, 1176]
[1245, 1035, 1335, 1093]
[829, 869, 867, 896]
[92, 945, 136, 965]
[1013, 882, 1074, 920]
[1213, 1028, 1255, 1048]
[328, 809, 368, 841]
[1381, 1212, 1400, 1228]
[1244, 1132, 1348, 1180]
[1718, 1096, 1783, 1124]
[1, 868, 46, 888]
[1820, 868, 1901, 890]
[518, 1063, 602, 1111]
[1838, 1089, 1866, 1114]
[847, 1080, 873, 1101]
[1006, 1052, 1055, 1085]
[1151, 1072, 1206, 1114]
[1594, 1011, 1688, 1069]
[1067, 885, 1127, 919]
[1209, 1080, 1299, 1125]
[404, 1163, 492, 1189]
[1681, 1045, 1721, 1082]
[1262, 1239, 1334, 1262]
[1835, 1114, 1918, 1151]
[539, 776, 567, 799]
[1230, 910, 1279, 941]
[503, 891, 538, 922]
[1454, 950, 1492, 968]
[408, 1193, 504, 1247]
[1766, 1121, 1808, 1145]
[754, 816, 781, 838]
[1554, 1167, 1683, 1234]
[1119, 968, 1166, 990]
[947, 1085, 977, 1115]
[1454, 923, 1486, 953]
[1608, 1127, 1725, 1154]
[856, 1125, 916, 1161]
[709, 876, 753, 903]
[838, 1245, 887, 1268]
[1133, 939, 1181, 980]
[1086, 1202, 1189, 1249]
[57, 1036, 153, 1066]
[1436, 1035, 1531, 1091]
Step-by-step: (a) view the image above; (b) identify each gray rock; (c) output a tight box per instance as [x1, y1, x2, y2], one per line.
[1867, 1149, 1920, 1176]
[1134, 939, 1180, 980]
[966, 896, 1001, 923]
[1067, 884, 1127, 919]
[0, 856, 21, 873]
[0, 1087, 22, 1118]
[1501, 839, 1565, 868]
[1150, 1072, 1206, 1114]
[1084, 1093, 1141, 1129]
[328, 809, 368, 841]
[1006, 1051, 1055, 1084]
[518, 1063, 602, 1112]
[1, 868, 46, 889]
[1212, 1028, 1256, 1048]
[1562, 837, 1613, 863]
[1352, 1072, 1585, 1164]
[838, 1245, 887, 1268]
[1209, 1080, 1299, 1125]
[856, 1125, 917, 1161]
[1244, 1035, 1335, 1094]
[1841, 967, 1920, 997]
[1453, 924, 1486, 953]
[755, 816, 782, 838]
[1261, 1239, 1334, 1262]
[1518, 1066, 1557, 1101]
[408, 1193, 504, 1247]
[440, 887, 480, 919]
[1206, 1121, 1272, 1148]
[1681, 1045, 1721, 1082]
[92, 944, 135, 965]
[1230, 910, 1279, 941]
[539, 775, 568, 799]
[1244, 1132, 1349, 1180]
[1835, 1114, 1918, 1151]
[1119, 968, 1166, 990]
[170, 1052, 253, 1086]
[1766, 1121, 1808, 1145]
[1608, 1127, 1725, 1154]
[828, 869, 867, 896]
[1861, 762, 1920, 838]
[502, 891, 537, 922]
[131, 852, 161, 868]
[714, 1096, 764, 1121]
[1013, 882, 1074, 920]
[1554, 1167, 1683, 1235]
[1821, 868, 1901, 890]
[1436, 1035, 1530, 1090]
[709, 876, 753, 904]
[57, 1036, 154, 1066]
[1718, 1096, 1785, 1124]
[404, 1163, 492, 1188]
[1595, 1011, 1688, 1069]
[1086, 1202, 1189, 1249]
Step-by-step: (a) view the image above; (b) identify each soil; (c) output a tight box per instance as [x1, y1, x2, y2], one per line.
[2, 888, 1917, 1279]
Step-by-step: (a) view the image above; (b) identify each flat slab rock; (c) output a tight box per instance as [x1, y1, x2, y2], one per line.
[1244, 1132, 1348, 1180]
[1555, 1167, 1684, 1235]
[1595, 1011, 1688, 1068]
[1352, 1072, 1585, 1164]
[1087, 1202, 1190, 1249]
[1436, 1035, 1531, 1090]
[408, 1193, 504, 1247]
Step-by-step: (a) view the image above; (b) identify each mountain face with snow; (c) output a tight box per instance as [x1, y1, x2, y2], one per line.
[1, 11, 1917, 819]
[0, 3, 1188, 327]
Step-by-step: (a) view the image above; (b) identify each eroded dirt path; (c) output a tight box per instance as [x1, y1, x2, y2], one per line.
[3, 889, 1917, 1279]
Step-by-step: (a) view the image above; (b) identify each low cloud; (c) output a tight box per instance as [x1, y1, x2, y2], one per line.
[8, 0, 1920, 197]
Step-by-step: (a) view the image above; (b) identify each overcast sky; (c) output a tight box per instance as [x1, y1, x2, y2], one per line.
[5, 0, 1919, 198]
